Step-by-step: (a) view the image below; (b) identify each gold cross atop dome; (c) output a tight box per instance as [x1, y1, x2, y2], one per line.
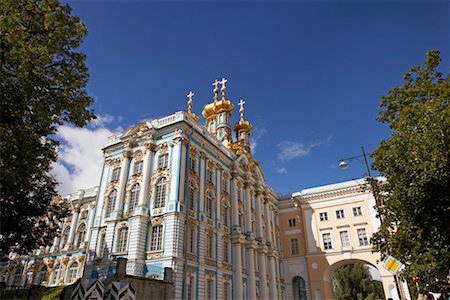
[238, 99, 246, 121]
[220, 78, 227, 100]
[186, 90, 199, 122]
[212, 79, 220, 103]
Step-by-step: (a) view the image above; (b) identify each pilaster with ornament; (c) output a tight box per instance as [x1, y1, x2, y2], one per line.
[198, 151, 206, 217]
[65, 204, 80, 250]
[138, 139, 155, 210]
[115, 146, 133, 215]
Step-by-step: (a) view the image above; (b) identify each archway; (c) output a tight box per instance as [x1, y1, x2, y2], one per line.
[293, 276, 308, 300]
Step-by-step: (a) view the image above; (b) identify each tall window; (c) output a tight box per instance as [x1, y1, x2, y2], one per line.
[224, 282, 230, 300]
[133, 160, 143, 175]
[222, 205, 229, 227]
[357, 228, 369, 246]
[187, 275, 194, 300]
[290, 238, 299, 255]
[60, 227, 70, 248]
[353, 206, 362, 216]
[206, 278, 213, 300]
[111, 167, 121, 181]
[293, 276, 308, 300]
[223, 239, 230, 262]
[129, 184, 140, 213]
[52, 263, 62, 284]
[206, 233, 213, 258]
[99, 233, 107, 257]
[106, 189, 117, 218]
[189, 226, 196, 253]
[66, 262, 79, 283]
[154, 178, 167, 208]
[319, 212, 328, 221]
[189, 157, 196, 172]
[340, 230, 350, 247]
[206, 191, 214, 219]
[322, 233, 332, 250]
[37, 265, 47, 285]
[12, 266, 22, 286]
[158, 153, 169, 169]
[150, 225, 163, 251]
[117, 227, 128, 252]
[288, 218, 296, 227]
[187, 180, 196, 211]
[222, 179, 228, 192]
[74, 223, 86, 248]
[336, 209, 345, 219]
[207, 169, 214, 183]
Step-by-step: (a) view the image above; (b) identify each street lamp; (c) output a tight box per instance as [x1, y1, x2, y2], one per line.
[338, 145, 372, 177]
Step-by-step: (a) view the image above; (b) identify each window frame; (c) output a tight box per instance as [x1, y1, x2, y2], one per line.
[322, 232, 333, 250]
[154, 178, 167, 208]
[290, 238, 299, 255]
[336, 209, 345, 219]
[133, 160, 143, 175]
[150, 224, 163, 251]
[116, 227, 129, 253]
[128, 183, 140, 213]
[319, 212, 328, 221]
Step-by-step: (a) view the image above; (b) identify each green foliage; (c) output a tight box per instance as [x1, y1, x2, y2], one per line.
[333, 263, 385, 300]
[371, 50, 450, 291]
[0, 0, 95, 258]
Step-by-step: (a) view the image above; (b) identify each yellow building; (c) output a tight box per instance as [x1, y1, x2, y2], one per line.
[279, 178, 403, 300]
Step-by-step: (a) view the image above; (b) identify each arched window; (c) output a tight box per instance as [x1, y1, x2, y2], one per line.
[158, 153, 169, 169]
[51, 263, 62, 284]
[129, 184, 140, 213]
[12, 266, 23, 286]
[206, 191, 214, 219]
[37, 265, 47, 285]
[105, 189, 117, 217]
[154, 178, 167, 208]
[74, 223, 86, 248]
[293, 276, 307, 300]
[206, 232, 214, 258]
[60, 227, 70, 248]
[188, 225, 196, 253]
[117, 227, 128, 253]
[133, 160, 143, 175]
[66, 262, 79, 283]
[187, 180, 196, 211]
[150, 225, 163, 251]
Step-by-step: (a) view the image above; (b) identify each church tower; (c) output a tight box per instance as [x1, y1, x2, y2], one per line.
[233, 99, 252, 155]
[202, 78, 234, 147]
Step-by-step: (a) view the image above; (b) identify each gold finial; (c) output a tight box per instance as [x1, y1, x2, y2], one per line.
[238, 99, 245, 122]
[212, 79, 220, 103]
[220, 78, 227, 100]
[186, 91, 199, 122]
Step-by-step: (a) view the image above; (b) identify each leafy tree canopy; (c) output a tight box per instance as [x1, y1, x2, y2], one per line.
[371, 50, 450, 291]
[0, 0, 95, 258]
[333, 263, 385, 300]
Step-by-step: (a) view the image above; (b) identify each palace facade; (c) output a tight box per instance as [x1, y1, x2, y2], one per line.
[1, 79, 404, 300]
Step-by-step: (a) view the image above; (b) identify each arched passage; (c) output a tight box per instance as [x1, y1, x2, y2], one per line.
[293, 276, 308, 300]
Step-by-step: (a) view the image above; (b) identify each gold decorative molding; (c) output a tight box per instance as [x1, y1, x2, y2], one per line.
[134, 150, 143, 160]
[151, 217, 163, 226]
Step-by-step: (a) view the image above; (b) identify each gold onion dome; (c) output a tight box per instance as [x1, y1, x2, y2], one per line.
[234, 99, 252, 132]
[202, 78, 234, 118]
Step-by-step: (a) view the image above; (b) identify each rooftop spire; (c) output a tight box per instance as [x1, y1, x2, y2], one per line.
[220, 78, 228, 100]
[212, 79, 220, 103]
[238, 99, 246, 122]
[186, 91, 199, 122]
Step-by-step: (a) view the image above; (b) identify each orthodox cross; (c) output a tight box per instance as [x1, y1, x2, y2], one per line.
[238, 99, 245, 121]
[187, 91, 194, 102]
[212, 79, 220, 90]
[220, 78, 228, 90]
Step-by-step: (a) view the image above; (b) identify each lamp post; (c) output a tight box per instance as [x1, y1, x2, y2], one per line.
[339, 146, 405, 300]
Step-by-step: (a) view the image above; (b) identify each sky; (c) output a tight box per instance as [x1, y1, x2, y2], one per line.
[53, 0, 449, 196]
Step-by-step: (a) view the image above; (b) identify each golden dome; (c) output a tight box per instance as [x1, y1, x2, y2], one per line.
[214, 99, 234, 113]
[234, 120, 252, 133]
[202, 102, 216, 119]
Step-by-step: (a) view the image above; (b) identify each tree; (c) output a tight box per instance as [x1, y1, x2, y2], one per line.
[0, 0, 95, 258]
[332, 263, 385, 300]
[371, 50, 450, 292]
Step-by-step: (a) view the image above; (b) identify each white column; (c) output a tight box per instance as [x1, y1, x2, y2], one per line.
[66, 206, 80, 249]
[199, 152, 206, 213]
[255, 191, 264, 240]
[231, 172, 243, 300]
[264, 200, 272, 246]
[258, 249, 269, 300]
[115, 148, 132, 214]
[138, 142, 155, 208]
[244, 183, 257, 300]
[85, 202, 96, 246]
[268, 254, 278, 300]
[216, 165, 221, 221]
[169, 137, 184, 203]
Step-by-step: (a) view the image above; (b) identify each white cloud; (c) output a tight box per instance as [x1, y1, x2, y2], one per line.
[275, 167, 288, 174]
[277, 140, 321, 161]
[250, 127, 267, 154]
[51, 115, 120, 195]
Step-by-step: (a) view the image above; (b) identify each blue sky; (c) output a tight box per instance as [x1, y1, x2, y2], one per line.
[56, 0, 448, 195]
